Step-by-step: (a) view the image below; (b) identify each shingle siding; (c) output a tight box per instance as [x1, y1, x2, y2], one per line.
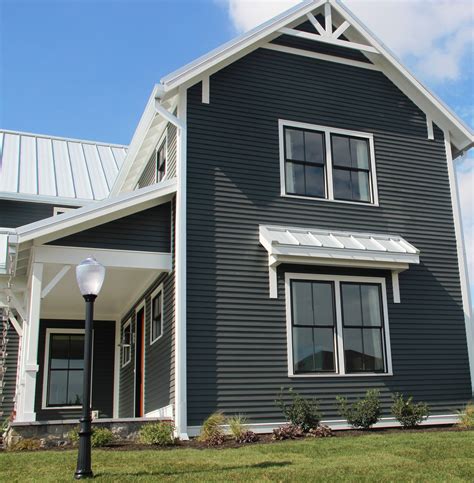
[119, 199, 175, 417]
[185, 47, 471, 426]
[48, 203, 172, 253]
[0, 325, 19, 418]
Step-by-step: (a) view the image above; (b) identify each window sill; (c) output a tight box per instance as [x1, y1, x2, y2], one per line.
[288, 372, 393, 378]
[281, 193, 379, 207]
[41, 405, 82, 410]
[150, 334, 163, 346]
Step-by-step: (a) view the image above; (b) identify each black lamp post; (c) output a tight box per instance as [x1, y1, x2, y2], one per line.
[74, 257, 105, 480]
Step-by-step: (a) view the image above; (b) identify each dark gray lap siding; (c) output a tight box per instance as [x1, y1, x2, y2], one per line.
[0, 326, 19, 418]
[185, 48, 471, 425]
[0, 200, 74, 227]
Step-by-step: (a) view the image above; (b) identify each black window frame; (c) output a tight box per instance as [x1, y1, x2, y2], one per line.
[331, 134, 373, 203]
[283, 126, 327, 199]
[150, 287, 163, 344]
[46, 332, 85, 408]
[290, 280, 338, 374]
[340, 282, 387, 374]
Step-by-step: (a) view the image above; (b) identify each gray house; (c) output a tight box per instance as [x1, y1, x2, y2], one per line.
[1, 0, 472, 440]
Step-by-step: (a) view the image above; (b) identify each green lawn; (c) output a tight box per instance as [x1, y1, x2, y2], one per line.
[1, 430, 473, 482]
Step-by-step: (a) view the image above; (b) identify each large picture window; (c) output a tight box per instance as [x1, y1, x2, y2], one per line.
[286, 274, 391, 377]
[45, 332, 84, 407]
[280, 120, 378, 205]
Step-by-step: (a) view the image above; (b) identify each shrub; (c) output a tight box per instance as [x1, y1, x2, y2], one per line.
[68, 426, 115, 447]
[307, 424, 333, 438]
[8, 438, 42, 451]
[337, 389, 381, 429]
[227, 414, 248, 441]
[272, 424, 304, 440]
[198, 411, 225, 446]
[236, 430, 259, 444]
[391, 393, 429, 429]
[139, 422, 175, 446]
[276, 388, 321, 432]
[457, 402, 474, 429]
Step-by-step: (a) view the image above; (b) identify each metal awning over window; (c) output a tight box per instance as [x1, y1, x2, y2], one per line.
[259, 225, 420, 301]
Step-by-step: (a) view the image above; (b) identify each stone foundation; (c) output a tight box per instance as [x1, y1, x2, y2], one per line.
[4, 417, 172, 448]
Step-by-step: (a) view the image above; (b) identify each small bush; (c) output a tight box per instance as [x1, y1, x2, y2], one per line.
[391, 393, 429, 429]
[227, 414, 248, 441]
[139, 422, 175, 446]
[276, 388, 321, 432]
[68, 426, 115, 447]
[272, 424, 304, 440]
[198, 411, 225, 446]
[236, 430, 259, 444]
[8, 438, 42, 451]
[457, 402, 474, 429]
[307, 424, 333, 438]
[337, 389, 381, 430]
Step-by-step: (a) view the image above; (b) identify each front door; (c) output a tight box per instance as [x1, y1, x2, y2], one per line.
[135, 308, 145, 417]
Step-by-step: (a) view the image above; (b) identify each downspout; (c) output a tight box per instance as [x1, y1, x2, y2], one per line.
[444, 132, 474, 395]
[154, 87, 189, 439]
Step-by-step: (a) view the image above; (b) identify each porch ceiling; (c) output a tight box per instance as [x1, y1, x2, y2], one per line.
[40, 264, 158, 321]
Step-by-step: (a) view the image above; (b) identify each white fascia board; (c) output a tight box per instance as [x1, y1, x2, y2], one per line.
[15, 178, 177, 245]
[330, 0, 473, 152]
[160, 0, 324, 91]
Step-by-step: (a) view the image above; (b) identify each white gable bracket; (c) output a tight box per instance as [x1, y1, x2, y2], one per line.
[41, 265, 71, 299]
[154, 99, 185, 130]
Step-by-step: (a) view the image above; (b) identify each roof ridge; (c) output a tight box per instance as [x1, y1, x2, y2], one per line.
[0, 128, 128, 149]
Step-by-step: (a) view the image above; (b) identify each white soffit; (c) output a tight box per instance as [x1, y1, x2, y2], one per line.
[0, 130, 128, 203]
[260, 225, 420, 265]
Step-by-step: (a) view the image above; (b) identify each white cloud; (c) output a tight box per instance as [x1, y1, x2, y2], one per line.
[218, 0, 474, 82]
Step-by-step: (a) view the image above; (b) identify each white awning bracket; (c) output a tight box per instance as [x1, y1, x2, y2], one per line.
[260, 225, 420, 301]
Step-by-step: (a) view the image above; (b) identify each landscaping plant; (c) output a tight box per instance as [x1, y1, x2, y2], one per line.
[272, 424, 304, 440]
[457, 402, 474, 429]
[307, 424, 333, 438]
[337, 389, 381, 429]
[198, 411, 226, 446]
[276, 388, 321, 432]
[68, 426, 115, 447]
[8, 438, 42, 451]
[391, 393, 429, 429]
[138, 422, 175, 446]
[227, 414, 248, 440]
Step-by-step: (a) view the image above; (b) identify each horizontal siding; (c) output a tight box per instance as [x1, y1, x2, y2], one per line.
[0, 200, 75, 228]
[35, 319, 116, 421]
[49, 202, 172, 252]
[0, 325, 19, 418]
[166, 123, 178, 179]
[137, 152, 156, 188]
[185, 47, 471, 426]
[119, 199, 175, 417]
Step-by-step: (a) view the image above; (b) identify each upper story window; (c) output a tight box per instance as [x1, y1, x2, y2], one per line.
[286, 274, 392, 377]
[156, 139, 166, 183]
[150, 285, 164, 344]
[280, 120, 378, 205]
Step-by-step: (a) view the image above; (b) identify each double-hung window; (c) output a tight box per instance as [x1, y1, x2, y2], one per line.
[286, 274, 391, 376]
[150, 285, 164, 344]
[280, 120, 378, 204]
[121, 320, 132, 367]
[44, 331, 84, 408]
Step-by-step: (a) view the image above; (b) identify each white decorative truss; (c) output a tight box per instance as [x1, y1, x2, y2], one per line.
[259, 225, 420, 301]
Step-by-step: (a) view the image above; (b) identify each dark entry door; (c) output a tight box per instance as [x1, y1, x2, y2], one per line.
[135, 308, 145, 417]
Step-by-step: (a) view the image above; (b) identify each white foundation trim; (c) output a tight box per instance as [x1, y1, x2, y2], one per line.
[187, 414, 460, 437]
[145, 404, 174, 419]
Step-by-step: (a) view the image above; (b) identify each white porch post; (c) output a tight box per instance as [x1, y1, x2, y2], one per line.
[16, 262, 43, 422]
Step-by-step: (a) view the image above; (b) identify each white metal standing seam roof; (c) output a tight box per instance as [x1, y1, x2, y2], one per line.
[0, 130, 128, 203]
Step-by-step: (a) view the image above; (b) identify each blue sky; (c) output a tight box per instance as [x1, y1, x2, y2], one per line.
[1, 0, 473, 296]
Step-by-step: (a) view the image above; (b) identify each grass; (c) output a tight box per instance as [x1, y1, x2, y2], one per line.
[1, 430, 473, 482]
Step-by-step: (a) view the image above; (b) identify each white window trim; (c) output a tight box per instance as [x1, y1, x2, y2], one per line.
[155, 133, 168, 184]
[279, 119, 379, 206]
[285, 273, 393, 378]
[121, 318, 132, 368]
[53, 206, 74, 216]
[41, 328, 88, 410]
[150, 283, 164, 345]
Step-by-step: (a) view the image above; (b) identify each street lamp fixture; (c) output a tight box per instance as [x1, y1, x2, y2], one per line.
[74, 257, 105, 480]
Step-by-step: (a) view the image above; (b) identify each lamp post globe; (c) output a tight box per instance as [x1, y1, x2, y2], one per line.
[74, 257, 105, 479]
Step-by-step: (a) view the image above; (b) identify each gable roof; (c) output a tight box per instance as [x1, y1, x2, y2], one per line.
[160, 0, 472, 153]
[0, 130, 128, 205]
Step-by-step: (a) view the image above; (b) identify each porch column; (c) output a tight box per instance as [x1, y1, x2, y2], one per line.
[17, 262, 43, 422]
